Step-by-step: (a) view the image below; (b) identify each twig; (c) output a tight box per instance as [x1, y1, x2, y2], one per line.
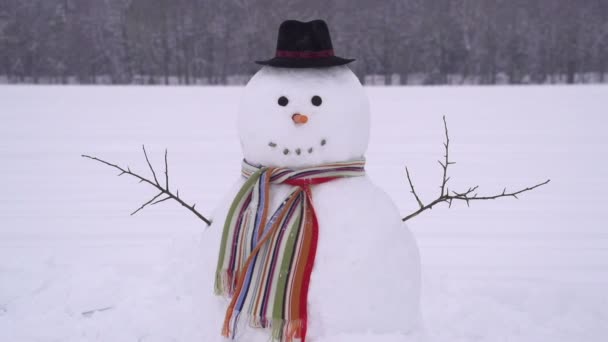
[164, 148, 169, 191]
[405, 167, 424, 209]
[151, 196, 172, 206]
[82, 306, 113, 317]
[142, 145, 160, 186]
[402, 116, 550, 222]
[131, 192, 163, 216]
[82, 145, 212, 226]
[439, 115, 452, 197]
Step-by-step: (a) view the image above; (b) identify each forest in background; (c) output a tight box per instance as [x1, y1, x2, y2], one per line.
[1, 0, 607, 85]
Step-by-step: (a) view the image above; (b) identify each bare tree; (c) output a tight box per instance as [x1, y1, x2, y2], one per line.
[2, 0, 607, 85]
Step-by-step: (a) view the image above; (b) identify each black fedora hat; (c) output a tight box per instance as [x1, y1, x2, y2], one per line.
[256, 20, 355, 68]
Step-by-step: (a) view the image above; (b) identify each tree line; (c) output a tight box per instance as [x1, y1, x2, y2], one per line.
[1, 0, 607, 85]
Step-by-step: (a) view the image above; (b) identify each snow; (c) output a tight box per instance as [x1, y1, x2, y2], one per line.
[1, 85, 608, 341]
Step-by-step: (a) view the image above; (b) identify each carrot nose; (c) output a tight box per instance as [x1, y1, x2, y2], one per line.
[292, 113, 309, 124]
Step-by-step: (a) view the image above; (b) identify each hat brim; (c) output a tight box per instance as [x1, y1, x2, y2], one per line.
[255, 56, 355, 68]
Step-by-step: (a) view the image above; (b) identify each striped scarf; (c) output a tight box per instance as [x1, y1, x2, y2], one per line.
[214, 159, 366, 342]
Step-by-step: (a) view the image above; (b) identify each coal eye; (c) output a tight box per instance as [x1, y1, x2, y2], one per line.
[278, 96, 289, 106]
[311, 95, 322, 106]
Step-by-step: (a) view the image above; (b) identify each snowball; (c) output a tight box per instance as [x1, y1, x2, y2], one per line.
[237, 66, 370, 168]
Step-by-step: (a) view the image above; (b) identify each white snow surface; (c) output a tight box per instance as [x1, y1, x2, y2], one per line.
[1, 85, 608, 341]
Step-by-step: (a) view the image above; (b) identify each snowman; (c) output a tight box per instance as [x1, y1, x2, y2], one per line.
[200, 20, 422, 342]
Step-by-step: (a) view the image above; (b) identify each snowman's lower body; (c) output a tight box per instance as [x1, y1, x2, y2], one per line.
[203, 224, 422, 342]
[307, 228, 421, 341]
[202, 178, 423, 341]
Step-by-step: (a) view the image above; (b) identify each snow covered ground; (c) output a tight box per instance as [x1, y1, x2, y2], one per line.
[1, 85, 607, 341]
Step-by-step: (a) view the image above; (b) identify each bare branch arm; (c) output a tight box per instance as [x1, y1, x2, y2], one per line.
[402, 116, 550, 222]
[82, 147, 212, 226]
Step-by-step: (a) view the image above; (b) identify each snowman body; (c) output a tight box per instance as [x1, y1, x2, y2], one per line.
[201, 66, 422, 341]
[203, 177, 421, 341]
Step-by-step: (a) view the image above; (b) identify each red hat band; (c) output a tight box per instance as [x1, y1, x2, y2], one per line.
[275, 49, 335, 59]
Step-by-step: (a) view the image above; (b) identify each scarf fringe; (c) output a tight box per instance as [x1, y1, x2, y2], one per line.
[214, 270, 236, 296]
[272, 318, 306, 342]
[222, 312, 305, 342]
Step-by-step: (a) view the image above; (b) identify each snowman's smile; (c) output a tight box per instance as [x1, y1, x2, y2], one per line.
[268, 138, 327, 156]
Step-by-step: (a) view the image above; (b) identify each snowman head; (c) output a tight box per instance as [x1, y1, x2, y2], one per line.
[237, 66, 370, 168]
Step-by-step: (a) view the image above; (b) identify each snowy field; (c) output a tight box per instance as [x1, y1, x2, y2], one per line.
[1, 85, 607, 341]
